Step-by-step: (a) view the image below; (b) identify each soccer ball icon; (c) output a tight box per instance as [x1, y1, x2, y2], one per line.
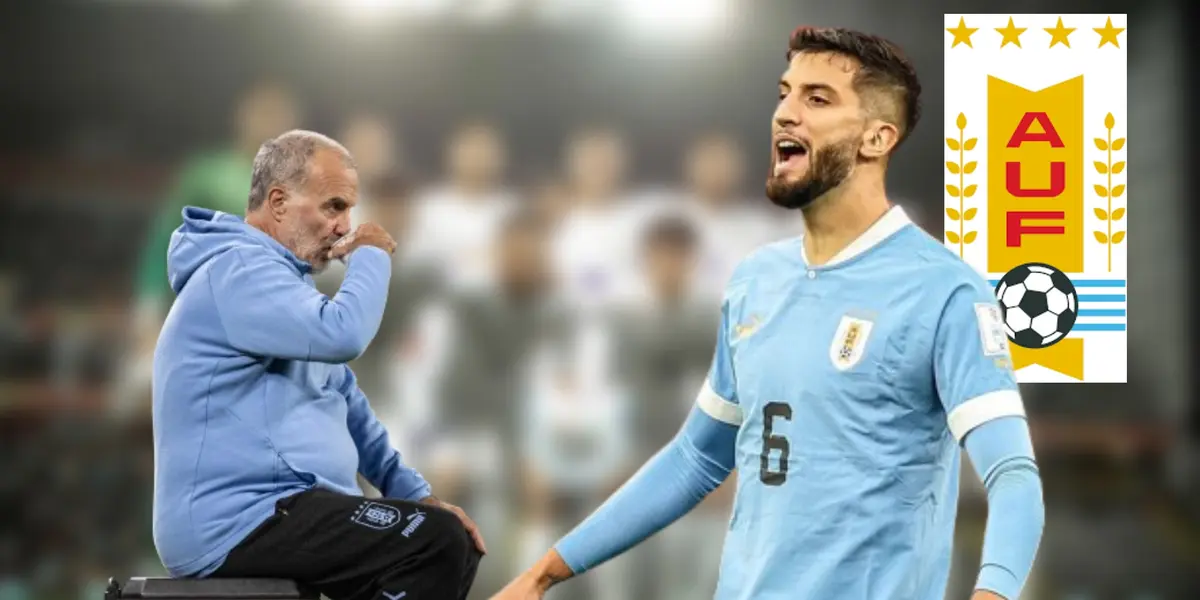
[994, 263, 1078, 349]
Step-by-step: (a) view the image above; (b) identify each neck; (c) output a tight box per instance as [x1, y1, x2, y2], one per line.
[694, 189, 733, 212]
[800, 172, 890, 267]
[244, 210, 273, 236]
[573, 182, 616, 206]
[453, 178, 491, 198]
[244, 210, 293, 253]
[244, 210, 313, 265]
[656, 286, 687, 307]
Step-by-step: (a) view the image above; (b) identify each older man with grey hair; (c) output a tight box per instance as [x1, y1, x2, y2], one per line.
[152, 130, 485, 600]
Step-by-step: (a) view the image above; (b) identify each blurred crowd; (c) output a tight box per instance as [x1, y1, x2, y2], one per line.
[0, 1, 1196, 599]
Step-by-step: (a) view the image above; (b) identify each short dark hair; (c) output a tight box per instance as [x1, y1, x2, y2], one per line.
[787, 27, 922, 145]
[643, 214, 698, 253]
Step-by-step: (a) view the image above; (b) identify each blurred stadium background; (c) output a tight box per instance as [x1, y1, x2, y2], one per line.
[0, 1, 1195, 599]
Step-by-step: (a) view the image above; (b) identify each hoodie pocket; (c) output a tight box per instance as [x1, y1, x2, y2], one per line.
[236, 506, 286, 549]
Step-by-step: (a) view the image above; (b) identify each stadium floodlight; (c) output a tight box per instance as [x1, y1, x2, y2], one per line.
[618, 0, 727, 37]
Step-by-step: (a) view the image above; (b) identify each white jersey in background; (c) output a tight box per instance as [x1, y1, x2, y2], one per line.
[404, 184, 519, 291]
[552, 193, 648, 312]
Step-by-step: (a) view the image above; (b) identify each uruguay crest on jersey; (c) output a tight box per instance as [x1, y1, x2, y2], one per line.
[944, 14, 1128, 382]
[829, 315, 874, 371]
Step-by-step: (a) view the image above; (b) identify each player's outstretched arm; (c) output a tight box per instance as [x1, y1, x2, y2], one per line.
[963, 417, 1045, 600]
[490, 404, 737, 599]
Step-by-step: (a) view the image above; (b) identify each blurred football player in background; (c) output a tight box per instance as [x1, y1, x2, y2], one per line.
[607, 215, 725, 600]
[405, 120, 517, 292]
[552, 126, 641, 311]
[417, 207, 570, 598]
[339, 113, 403, 187]
[675, 132, 780, 303]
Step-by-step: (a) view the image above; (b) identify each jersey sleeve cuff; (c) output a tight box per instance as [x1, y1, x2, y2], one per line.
[696, 379, 742, 425]
[553, 539, 591, 577]
[947, 389, 1025, 442]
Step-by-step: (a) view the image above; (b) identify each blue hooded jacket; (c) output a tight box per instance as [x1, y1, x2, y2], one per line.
[151, 207, 430, 577]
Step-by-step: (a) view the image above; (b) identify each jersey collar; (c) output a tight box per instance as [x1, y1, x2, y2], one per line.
[800, 205, 911, 269]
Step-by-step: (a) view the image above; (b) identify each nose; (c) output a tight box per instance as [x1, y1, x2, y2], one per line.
[334, 213, 352, 237]
[773, 94, 801, 131]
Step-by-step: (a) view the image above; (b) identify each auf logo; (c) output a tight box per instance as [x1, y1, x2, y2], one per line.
[381, 591, 407, 600]
[351, 502, 402, 530]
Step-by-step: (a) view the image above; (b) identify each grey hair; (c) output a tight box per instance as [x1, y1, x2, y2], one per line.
[247, 129, 355, 210]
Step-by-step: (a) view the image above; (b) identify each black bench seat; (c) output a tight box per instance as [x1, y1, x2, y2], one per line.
[104, 577, 319, 600]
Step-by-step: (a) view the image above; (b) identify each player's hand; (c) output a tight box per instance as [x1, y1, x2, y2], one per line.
[489, 549, 572, 600]
[328, 223, 397, 260]
[488, 571, 546, 600]
[420, 496, 487, 554]
[970, 591, 1006, 600]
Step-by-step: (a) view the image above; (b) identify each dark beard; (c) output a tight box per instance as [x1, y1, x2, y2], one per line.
[765, 136, 859, 210]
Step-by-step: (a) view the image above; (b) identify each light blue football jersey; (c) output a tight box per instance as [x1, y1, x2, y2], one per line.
[698, 207, 1024, 600]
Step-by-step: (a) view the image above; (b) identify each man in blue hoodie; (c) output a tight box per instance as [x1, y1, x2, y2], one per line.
[152, 130, 485, 600]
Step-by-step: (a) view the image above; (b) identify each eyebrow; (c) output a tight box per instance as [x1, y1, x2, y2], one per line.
[780, 80, 840, 96]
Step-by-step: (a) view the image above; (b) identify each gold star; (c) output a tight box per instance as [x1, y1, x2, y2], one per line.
[1045, 17, 1076, 48]
[1094, 16, 1125, 48]
[996, 17, 1027, 48]
[946, 17, 978, 48]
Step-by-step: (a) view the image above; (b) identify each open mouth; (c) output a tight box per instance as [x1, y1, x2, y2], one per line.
[774, 137, 809, 175]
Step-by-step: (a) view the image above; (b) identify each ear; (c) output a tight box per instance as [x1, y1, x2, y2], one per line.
[860, 120, 900, 159]
[266, 186, 289, 221]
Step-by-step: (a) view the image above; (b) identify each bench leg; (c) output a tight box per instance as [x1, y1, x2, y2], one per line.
[104, 578, 123, 600]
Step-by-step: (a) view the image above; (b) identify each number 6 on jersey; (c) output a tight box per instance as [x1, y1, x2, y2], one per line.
[759, 401, 792, 485]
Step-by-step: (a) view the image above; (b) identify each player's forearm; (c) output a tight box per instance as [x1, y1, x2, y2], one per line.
[549, 407, 736, 578]
[976, 457, 1044, 599]
[550, 441, 721, 576]
[964, 417, 1045, 600]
